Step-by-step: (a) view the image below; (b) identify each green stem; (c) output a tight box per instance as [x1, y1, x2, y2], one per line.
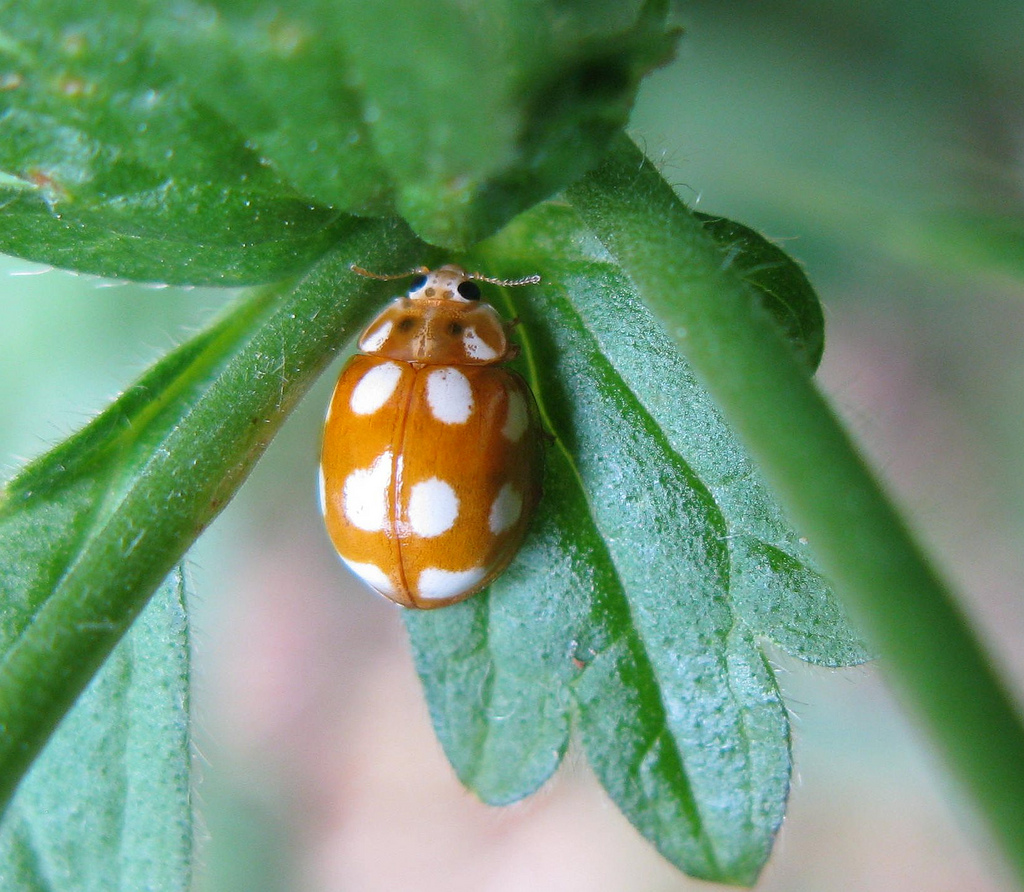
[0, 217, 426, 812]
[566, 134, 1024, 886]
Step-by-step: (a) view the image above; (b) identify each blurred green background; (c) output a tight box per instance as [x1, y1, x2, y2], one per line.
[2, 1, 1023, 889]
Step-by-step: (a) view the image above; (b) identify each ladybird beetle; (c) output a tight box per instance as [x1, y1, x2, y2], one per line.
[319, 264, 544, 608]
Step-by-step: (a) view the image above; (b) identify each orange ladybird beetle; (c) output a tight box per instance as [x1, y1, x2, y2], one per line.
[319, 264, 545, 609]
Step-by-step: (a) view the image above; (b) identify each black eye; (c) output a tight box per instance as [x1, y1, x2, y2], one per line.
[457, 281, 481, 300]
[397, 316, 417, 332]
[409, 274, 427, 291]
[448, 322, 464, 336]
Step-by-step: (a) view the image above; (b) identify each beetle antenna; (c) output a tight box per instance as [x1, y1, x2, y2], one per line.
[350, 264, 429, 281]
[467, 272, 542, 287]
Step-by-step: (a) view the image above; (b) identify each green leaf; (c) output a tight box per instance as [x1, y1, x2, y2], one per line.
[313, 0, 678, 247]
[0, 568, 191, 892]
[0, 0, 678, 277]
[0, 215, 426, 810]
[491, 202, 866, 664]
[565, 134, 1024, 888]
[0, 0, 352, 285]
[405, 200, 865, 884]
[696, 213, 824, 370]
[729, 535, 871, 667]
[145, 0, 392, 219]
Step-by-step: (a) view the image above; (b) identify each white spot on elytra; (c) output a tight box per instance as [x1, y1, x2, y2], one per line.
[407, 477, 459, 538]
[417, 566, 487, 600]
[462, 326, 498, 361]
[426, 367, 473, 424]
[488, 483, 522, 534]
[502, 390, 528, 441]
[343, 450, 392, 531]
[341, 557, 396, 597]
[350, 362, 402, 415]
[360, 319, 393, 352]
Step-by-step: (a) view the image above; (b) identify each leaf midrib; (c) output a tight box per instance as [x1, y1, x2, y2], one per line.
[506, 277, 726, 873]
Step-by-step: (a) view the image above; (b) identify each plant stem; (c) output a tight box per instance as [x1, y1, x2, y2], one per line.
[567, 134, 1024, 886]
[0, 218, 426, 812]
